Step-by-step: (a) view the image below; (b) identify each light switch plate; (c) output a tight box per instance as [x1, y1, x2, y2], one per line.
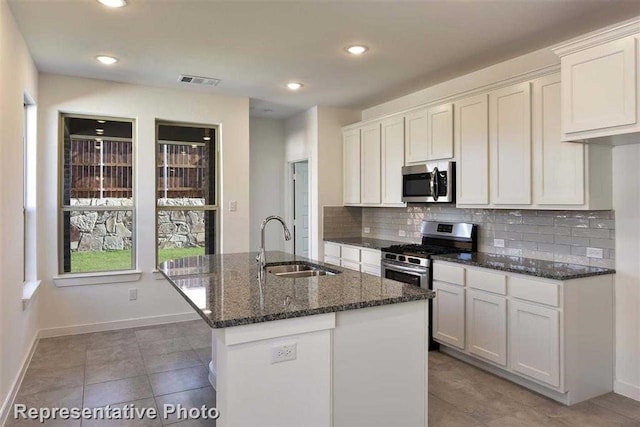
[229, 201, 237, 212]
[363, 227, 370, 234]
[494, 239, 505, 248]
[586, 247, 604, 259]
[129, 288, 138, 301]
[398, 230, 406, 237]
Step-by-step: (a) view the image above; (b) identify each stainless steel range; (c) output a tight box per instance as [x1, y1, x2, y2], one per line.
[381, 221, 477, 350]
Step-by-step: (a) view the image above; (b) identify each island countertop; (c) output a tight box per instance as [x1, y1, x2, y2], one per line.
[159, 251, 434, 328]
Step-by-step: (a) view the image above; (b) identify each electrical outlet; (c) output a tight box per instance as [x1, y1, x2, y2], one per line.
[586, 247, 604, 259]
[128, 288, 138, 301]
[229, 201, 237, 212]
[270, 343, 297, 364]
[398, 230, 406, 237]
[363, 227, 370, 234]
[494, 238, 505, 248]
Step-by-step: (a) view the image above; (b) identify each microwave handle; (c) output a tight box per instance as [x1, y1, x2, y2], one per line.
[431, 167, 439, 201]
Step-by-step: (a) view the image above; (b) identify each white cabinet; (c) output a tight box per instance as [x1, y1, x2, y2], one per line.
[490, 82, 532, 205]
[381, 116, 405, 205]
[552, 20, 640, 142]
[433, 281, 465, 350]
[466, 290, 507, 366]
[427, 104, 454, 160]
[509, 300, 560, 387]
[404, 108, 429, 164]
[455, 94, 489, 205]
[361, 122, 381, 204]
[343, 129, 361, 205]
[323, 242, 381, 277]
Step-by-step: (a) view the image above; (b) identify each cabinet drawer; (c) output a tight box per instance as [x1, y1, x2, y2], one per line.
[362, 264, 381, 277]
[433, 263, 465, 285]
[341, 260, 360, 272]
[467, 269, 507, 295]
[510, 277, 560, 307]
[361, 249, 381, 267]
[341, 246, 361, 262]
[324, 242, 341, 258]
[324, 256, 341, 268]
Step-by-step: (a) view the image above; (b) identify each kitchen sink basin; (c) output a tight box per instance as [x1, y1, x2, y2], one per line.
[265, 262, 339, 278]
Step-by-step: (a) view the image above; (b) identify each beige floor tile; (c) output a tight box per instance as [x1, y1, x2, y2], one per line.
[546, 401, 640, 427]
[86, 343, 142, 366]
[36, 335, 88, 353]
[84, 376, 153, 408]
[18, 366, 85, 397]
[154, 387, 216, 425]
[85, 357, 146, 385]
[591, 392, 640, 421]
[143, 350, 203, 374]
[468, 369, 555, 409]
[136, 325, 185, 343]
[185, 333, 210, 350]
[7, 386, 83, 426]
[149, 366, 210, 397]
[177, 320, 211, 336]
[29, 347, 86, 370]
[486, 407, 564, 427]
[86, 330, 138, 351]
[193, 348, 211, 366]
[428, 393, 485, 427]
[139, 337, 191, 357]
[167, 418, 216, 426]
[81, 398, 161, 427]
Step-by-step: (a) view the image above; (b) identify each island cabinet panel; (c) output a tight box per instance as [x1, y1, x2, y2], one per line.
[489, 82, 532, 205]
[343, 128, 361, 205]
[466, 289, 507, 366]
[455, 94, 490, 205]
[381, 116, 405, 205]
[433, 281, 465, 349]
[509, 300, 560, 387]
[427, 103, 454, 160]
[361, 122, 382, 204]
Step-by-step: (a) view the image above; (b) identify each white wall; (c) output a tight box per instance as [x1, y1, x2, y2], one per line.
[0, 0, 40, 419]
[250, 117, 286, 251]
[613, 143, 640, 401]
[36, 74, 250, 332]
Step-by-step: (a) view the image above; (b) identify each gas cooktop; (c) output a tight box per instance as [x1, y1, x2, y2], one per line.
[383, 244, 467, 258]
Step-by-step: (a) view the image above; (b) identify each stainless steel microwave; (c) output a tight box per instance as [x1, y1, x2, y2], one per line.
[401, 161, 455, 203]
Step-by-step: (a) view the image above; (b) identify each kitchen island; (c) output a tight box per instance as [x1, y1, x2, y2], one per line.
[159, 251, 434, 427]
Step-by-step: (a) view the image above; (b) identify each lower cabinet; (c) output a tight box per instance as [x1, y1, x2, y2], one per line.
[466, 290, 507, 366]
[432, 281, 465, 350]
[323, 242, 381, 277]
[509, 300, 560, 387]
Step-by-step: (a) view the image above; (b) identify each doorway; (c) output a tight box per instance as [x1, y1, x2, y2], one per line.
[292, 161, 309, 257]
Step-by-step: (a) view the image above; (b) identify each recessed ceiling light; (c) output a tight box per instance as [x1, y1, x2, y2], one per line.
[97, 0, 127, 8]
[345, 45, 369, 55]
[95, 55, 119, 65]
[286, 82, 303, 91]
[203, 136, 211, 141]
[96, 129, 104, 134]
[97, 120, 106, 124]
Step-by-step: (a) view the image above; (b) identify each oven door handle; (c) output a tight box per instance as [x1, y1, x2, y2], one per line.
[382, 262, 428, 275]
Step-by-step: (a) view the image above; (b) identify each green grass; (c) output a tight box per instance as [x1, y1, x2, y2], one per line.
[70, 246, 205, 273]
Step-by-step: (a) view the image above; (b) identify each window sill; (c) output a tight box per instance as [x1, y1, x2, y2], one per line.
[22, 280, 42, 310]
[53, 271, 143, 287]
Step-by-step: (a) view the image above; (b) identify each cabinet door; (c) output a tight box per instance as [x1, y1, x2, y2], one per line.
[533, 74, 585, 205]
[490, 82, 532, 205]
[427, 104, 454, 160]
[343, 128, 361, 204]
[455, 94, 489, 205]
[509, 300, 560, 387]
[467, 290, 507, 366]
[361, 122, 382, 204]
[561, 36, 637, 134]
[404, 108, 429, 165]
[433, 281, 465, 349]
[381, 116, 405, 205]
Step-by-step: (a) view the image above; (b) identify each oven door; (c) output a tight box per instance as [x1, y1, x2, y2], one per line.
[382, 261, 429, 290]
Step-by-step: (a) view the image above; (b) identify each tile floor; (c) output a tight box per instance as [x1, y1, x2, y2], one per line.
[6, 321, 640, 426]
[429, 351, 640, 426]
[6, 320, 215, 426]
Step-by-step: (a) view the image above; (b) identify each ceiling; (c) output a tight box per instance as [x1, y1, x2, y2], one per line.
[8, 0, 640, 119]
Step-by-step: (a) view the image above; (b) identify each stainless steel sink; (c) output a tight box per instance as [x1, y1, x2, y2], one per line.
[266, 262, 339, 278]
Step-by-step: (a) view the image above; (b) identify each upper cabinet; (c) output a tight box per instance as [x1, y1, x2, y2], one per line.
[343, 128, 361, 205]
[456, 94, 489, 205]
[381, 116, 405, 205]
[361, 122, 382, 205]
[552, 19, 640, 143]
[405, 104, 454, 165]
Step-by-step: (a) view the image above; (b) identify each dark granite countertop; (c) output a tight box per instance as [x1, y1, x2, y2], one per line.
[431, 252, 615, 281]
[323, 237, 404, 250]
[159, 251, 434, 328]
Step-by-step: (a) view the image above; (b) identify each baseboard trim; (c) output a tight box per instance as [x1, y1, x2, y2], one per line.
[614, 380, 640, 401]
[38, 311, 200, 338]
[0, 333, 39, 427]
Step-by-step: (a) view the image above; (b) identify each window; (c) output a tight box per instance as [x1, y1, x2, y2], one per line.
[156, 122, 218, 265]
[59, 114, 135, 274]
[23, 94, 37, 283]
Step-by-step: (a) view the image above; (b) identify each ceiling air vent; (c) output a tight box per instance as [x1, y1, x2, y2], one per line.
[178, 74, 221, 87]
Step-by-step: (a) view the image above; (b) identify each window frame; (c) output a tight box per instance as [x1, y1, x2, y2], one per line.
[57, 113, 137, 275]
[154, 120, 220, 268]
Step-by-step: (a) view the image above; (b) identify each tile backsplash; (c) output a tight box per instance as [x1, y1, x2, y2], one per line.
[324, 205, 615, 268]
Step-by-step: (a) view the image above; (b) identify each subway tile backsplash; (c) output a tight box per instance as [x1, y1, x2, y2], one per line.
[323, 205, 615, 268]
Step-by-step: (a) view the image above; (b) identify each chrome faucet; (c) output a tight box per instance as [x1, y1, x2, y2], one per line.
[257, 216, 292, 271]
